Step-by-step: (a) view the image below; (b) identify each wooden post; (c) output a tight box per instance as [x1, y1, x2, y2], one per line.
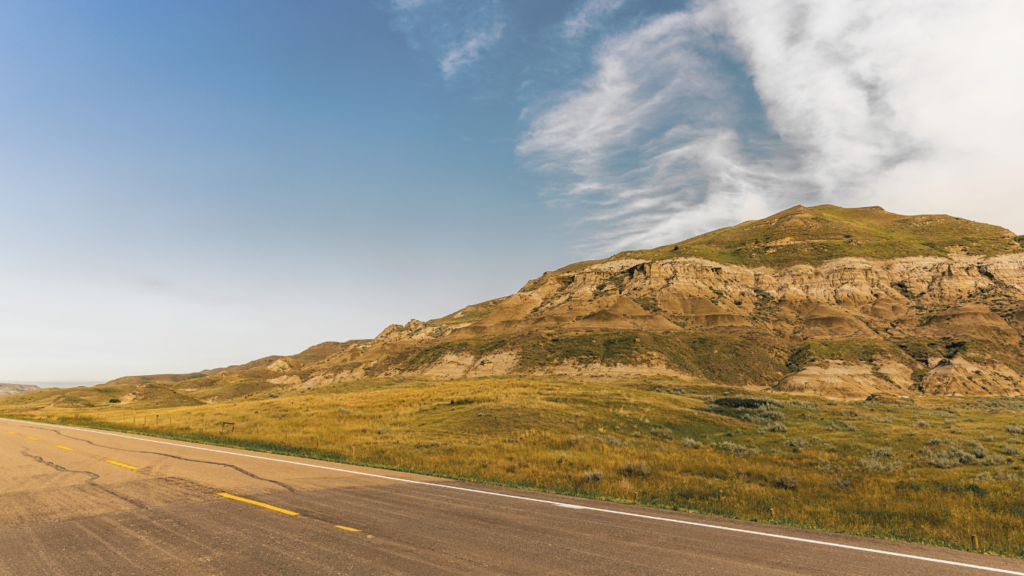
[770, 508, 776, 520]
[972, 535, 980, 549]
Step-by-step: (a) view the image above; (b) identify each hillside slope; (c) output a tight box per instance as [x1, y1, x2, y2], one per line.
[0, 384, 40, 398]
[6, 205, 1023, 407]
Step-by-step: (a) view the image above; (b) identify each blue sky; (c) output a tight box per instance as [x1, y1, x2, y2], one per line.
[2, 0, 1022, 384]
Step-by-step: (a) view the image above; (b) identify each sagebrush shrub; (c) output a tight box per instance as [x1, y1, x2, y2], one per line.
[621, 462, 652, 477]
[680, 437, 703, 448]
[774, 476, 799, 490]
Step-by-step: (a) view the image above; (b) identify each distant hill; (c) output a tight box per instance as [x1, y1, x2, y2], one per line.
[0, 384, 41, 397]
[3, 205, 1022, 407]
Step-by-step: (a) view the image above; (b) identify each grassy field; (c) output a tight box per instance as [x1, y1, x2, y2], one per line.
[6, 375, 1024, 558]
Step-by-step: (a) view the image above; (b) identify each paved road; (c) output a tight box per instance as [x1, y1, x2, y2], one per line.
[2, 417, 1023, 576]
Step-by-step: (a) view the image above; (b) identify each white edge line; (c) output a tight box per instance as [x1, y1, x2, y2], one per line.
[5, 417, 1023, 575]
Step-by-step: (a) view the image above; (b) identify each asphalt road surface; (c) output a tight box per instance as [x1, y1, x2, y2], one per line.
[2, 417, 1023, 576]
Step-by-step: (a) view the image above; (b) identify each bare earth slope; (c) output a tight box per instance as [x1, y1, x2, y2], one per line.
[9, 205, 1023, 406]
[0, 384, 40, 398]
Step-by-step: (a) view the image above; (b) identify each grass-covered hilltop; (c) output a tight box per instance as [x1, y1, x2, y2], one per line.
[5, 205, 1024, 557]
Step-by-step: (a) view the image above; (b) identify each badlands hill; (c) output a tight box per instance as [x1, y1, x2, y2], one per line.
[0, 384, 40, 398]
[7, 205, 1024, 407]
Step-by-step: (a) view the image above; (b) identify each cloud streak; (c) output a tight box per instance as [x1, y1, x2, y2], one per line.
[440, 22, 504, 79]
[519, 0, 1024, 253]
[563, 0, 630, 39]
[389, 0, 505, 79]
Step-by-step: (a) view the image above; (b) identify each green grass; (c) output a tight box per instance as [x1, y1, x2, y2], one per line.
[7, 375, 1024, 558]
[786, 340, 917, 372]
[426, 297, 509, 326]
[551, 205, 1022, 270]
[372, 330, 786, 387]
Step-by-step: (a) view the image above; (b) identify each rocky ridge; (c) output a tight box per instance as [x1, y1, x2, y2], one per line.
[13, 205, 1024, 406]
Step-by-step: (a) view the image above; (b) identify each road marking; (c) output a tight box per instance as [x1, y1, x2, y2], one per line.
[6, 419, 1023, 576]
[26, 436, 38, 440]
[106, 460, 138, 470]
[336, 525, 361, 532]
[56, 445, 74, 451]
[218, 492, 300, 516]
[6, 431, 14, 434]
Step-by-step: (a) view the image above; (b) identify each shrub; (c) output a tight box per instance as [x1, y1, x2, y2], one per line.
[860, 457, 903, 472]
[716, 442, 760, 456]
[1003, 446, 1023, 457]
[714, 397, 777, 409]
[870, 447, 895, 458]
[783, 400, 819, 411]
[962, 439, 988, 459]
[336, 407, 351, 414]
[774, 476, 800, 490]
[680, 437, 703, 448]
[928, 455, 961, 469]
[915, 420, 930, 428]
[816, 458, 841, 472]
[1005, 424, 1024, 435]
[830, 477, 851, 489]
[759, 423, 788, 434]
[649, 427, 673, 440]
[757, 405, 787, 420]
[567, 435, 588, 446]
[785, 438, 809, 448]
[926, 443, 988, 468]
[621, 462, 652, 477]
[602, 435, 626, 447]
[980, 455, 1006, 466]
[582, 470, 603, 482]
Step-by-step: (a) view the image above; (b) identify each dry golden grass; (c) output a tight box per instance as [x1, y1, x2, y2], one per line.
[9, 375, 1024, 557]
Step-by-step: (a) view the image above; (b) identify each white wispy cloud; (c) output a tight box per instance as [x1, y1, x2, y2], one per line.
[440, 22, 504, 79]
[563, 0, 630, 39]
[724, 0, 1024, 222]
[520, 0, 1024, 253]
[520, 4, 789, 250]
[388, 0, 505, 79]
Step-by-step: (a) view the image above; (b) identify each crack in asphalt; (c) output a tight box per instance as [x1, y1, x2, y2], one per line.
[47, 429, 296, 492]
[21, 450, 148, 509]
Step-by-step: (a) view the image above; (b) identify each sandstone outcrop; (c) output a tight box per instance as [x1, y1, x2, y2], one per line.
[70, 205, 1024, 402]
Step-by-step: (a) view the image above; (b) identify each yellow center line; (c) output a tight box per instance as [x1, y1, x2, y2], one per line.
[106, 460, 138, 470]
[56, 445, 74, 451]
[218, 493, 300, 516]
[26, 437, 38, 440]
[6, 431, 14, 434]
[336, 525, 362, 532]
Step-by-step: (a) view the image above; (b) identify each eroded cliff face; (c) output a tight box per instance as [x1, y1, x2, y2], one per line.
[227, 251, 1023, 400]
